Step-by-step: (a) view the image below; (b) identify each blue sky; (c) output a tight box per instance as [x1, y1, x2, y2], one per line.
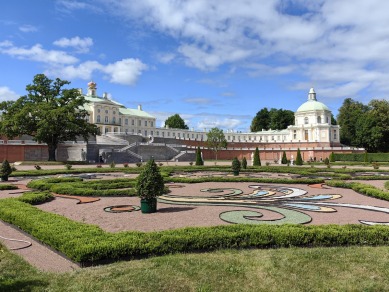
[1, 0, 388, 131]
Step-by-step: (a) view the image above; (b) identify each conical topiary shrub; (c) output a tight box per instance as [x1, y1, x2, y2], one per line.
[281, 151, 287, 164]
[195, 146, 204, 166]
[0, 160, 12, 181]
[242, 157, 247, 169]
[232, 157, 241, 175]
[253, 147, 261, 166]
[295, 148, 303, 166]
[135, 158, 165, 213]
[329, 152, 335, 163]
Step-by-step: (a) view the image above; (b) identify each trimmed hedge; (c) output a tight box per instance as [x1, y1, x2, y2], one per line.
[0, 184, 18, 190]
[1, 198, 389, 264]
[17, 191, 54, 205]
[326, 180, 389, 201]
[386, 181, 389, 190]
[27, 177, 137, 197]
[333, 153, 389, 162]
[167, 176, 325, 185]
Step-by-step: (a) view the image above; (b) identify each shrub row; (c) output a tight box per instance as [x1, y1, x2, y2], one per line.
[167, 176, 325, 185]
[27, 177, 137, 197]
[0, 184, 18, 190]
[333, 153, 389, 162]
[326, 180, 389, 201]
[17, 191, 54, 205]
[385, 181, 389, 190]
[2, 197, 389, 264]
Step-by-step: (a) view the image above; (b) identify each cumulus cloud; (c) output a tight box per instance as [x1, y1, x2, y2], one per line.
[102, 58, 148, 85]
[102, 0, 389, 97]
[53, 36, 93, 53]
[0, 42, 78, 64]
[45, 60, 102, 80]
[0, 39, 147, 86]
[0, 86, 19, 102]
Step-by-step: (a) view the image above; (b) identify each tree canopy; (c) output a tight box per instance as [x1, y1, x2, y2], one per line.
[250, 107, 294, 132]
[0, 74, 99, 161]
[206, 127, 227, 160]
[337, 98, 389, 152]
[164, 114, 189, 129]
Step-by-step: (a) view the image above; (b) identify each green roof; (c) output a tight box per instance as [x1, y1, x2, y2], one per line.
[119, 108, 155, 119]
[83, 95, 124, 107]
[296, 100, 329, 112]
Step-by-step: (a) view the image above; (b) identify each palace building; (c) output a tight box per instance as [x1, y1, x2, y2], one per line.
[0, 82, 361, 163]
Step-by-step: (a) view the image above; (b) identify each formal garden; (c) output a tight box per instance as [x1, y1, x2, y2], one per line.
[1, 159, 389, 290]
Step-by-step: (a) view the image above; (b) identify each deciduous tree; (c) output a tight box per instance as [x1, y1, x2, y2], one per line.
[164, 114, 189, 129]
[0, 74, 99, 161]
[206, 127, 227, 161]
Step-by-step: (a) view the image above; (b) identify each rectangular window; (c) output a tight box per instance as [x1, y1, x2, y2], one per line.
[293, 130, 297, 139]
[145, 121, 147, 127]
[138, 120, 141, 126]
[151, 121, 154, 127]
[334, 130, 337, 139]
[125, 119, 128, 125]
[132, 120, 134, 126]
[151, 131, 153, 136]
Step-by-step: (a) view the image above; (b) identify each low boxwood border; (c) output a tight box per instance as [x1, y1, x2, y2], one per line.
[1, 197, 389, 265]
[0, 184, 18, 190]
[326, 180, 389, 201]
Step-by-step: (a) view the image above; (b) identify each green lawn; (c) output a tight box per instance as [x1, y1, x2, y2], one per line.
[2, 244, 389, 291]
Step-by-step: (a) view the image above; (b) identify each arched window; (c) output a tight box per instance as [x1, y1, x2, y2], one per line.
[317, 116, 321, 124]
[304, 117, 309, 124]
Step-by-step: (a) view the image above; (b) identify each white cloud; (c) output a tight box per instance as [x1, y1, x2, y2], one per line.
[0, 86, 19, 102]
[0, 42, 78, 64]
[157, 52, 175, 64]
[183, 97, 213, 105]
[19, 24, 38, 33]
[45, 61, 102, 80]
[102, 58, 148, 86]
[56, 0, 103, 13]
[197, 118, 242, 130]
[102, 0, 389, 98]
[53, 36, 93, 53]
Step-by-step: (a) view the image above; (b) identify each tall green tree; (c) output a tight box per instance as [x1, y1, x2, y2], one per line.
[337, 98, 368, 146]
[206, 127, 227, 161]
[164, 114, 189, 129]
[253, 147, 261, 166]
[251, 108, 294, 132]
[354, 99, 389, 152]
[0, 74, 99, 161]
[250, 108, 270, 132]
[269, 108, 295, 130]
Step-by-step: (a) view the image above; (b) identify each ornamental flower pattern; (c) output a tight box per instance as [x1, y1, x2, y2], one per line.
[159, 185, 389, 225]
